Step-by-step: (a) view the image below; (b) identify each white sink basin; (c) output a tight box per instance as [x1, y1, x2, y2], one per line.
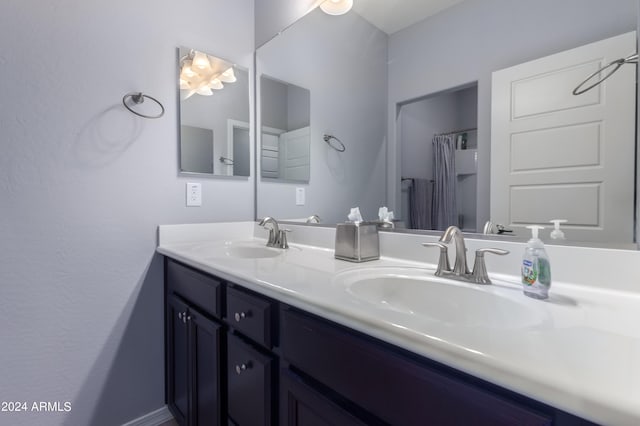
[333, 267, 544, 329]
[183, 241, 284, 259]
[224, 245, 282, 259]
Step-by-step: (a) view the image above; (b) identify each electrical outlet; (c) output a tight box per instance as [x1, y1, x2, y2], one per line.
[186, 182, 202, 206]
[296, 187, 305, 206]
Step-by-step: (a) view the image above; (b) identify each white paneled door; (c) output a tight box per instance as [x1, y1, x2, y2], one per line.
[491, 31, 636, 243]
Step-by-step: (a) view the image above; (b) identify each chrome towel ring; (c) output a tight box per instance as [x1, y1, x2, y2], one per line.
[122, 92, 165, 119]
[323, 134, 346, 152]
[573, 53, 638, 95]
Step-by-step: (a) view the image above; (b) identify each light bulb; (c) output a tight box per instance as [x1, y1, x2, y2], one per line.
[319, 0, 353, 15]
[219, 67, 237, 83]
[181, 60, 196, 78]
[208, 78, 224, 90]
[192, 51, 210, 70]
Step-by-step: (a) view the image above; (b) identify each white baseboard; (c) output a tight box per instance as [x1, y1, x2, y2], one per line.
[122, 405, 174, 426]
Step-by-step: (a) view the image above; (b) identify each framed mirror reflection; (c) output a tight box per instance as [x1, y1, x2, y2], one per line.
[260, 75, 311, 182]
[178, 47, 250, 177]
[255, 0, 639, 248]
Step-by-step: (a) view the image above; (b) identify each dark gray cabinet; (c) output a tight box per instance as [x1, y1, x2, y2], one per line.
[166, 261, 224, 426]
[280, 307, 554, 426]
[227, 333, 275, 426]
[164, 257, 593, 426]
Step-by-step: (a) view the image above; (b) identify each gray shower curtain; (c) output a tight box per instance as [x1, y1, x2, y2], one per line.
[432, 134, 458, 230]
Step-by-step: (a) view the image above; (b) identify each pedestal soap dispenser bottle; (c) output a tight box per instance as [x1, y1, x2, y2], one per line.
[521, 225, 551, 300]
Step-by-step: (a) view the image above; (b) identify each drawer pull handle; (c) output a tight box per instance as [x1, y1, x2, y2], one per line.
[178, 311, 188, 323]
[234, 311, 251, 322]
[235, 362, 252, 375]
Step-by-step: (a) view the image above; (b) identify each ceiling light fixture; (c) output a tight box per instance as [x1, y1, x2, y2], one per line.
[179, 49, 237, 98]
[320, 0, 353, 16]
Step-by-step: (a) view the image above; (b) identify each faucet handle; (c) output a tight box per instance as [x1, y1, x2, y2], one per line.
[278, 229, 291, 249]
[421, 242, 451, 276]
[471, 248, 509, 284]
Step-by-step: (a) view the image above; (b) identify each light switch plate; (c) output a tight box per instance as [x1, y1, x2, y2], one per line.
[186, 182, 202, 207]
[296, 187, 305, 206]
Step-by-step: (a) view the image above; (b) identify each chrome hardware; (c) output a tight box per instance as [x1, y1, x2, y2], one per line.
[258, 217, 291, 249]
[421, 242, 451, 275]
[483, 221, 513, 235]
[306, 214, 321, 224]
[471, 248, 509, 284]
[439, 226, 470, 276]
[259, 217, 280, 247]
[277, 229, 291, 249]
[235, 362, 252, 375]
[182, 312, 188, 324]
[234, 311, 250, 322]
[423, 226, 510, 285]
[178, 312, 183, 320]
[573, 53, 638, 96]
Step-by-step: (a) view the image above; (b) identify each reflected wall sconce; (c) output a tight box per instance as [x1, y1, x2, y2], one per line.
[179, 49, 237, 99]
[320, 0, 353, 15]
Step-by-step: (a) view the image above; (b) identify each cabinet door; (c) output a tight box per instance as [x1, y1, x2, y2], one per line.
[167, 295, 190, 426]
[280, 370, 367, 426]
[189, 306, 223, 426]
[227, 333, 274, 426]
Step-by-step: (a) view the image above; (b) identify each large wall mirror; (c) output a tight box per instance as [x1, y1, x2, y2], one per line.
[178, 47, 250, 177]
[255, 0, 639, 248]
[260, 75, 311, 182]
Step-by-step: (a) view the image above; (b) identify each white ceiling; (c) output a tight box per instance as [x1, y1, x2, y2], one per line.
[351, 0, 464, 35]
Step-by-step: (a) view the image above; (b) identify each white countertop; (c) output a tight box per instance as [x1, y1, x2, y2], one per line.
[157, 222, 640, 425]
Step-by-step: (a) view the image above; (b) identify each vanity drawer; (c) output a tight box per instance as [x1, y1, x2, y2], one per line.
[226, 286, 274, 348]
[227, 333, 274, 426]
[281, 308, 552, 426]
[166, 259, 222, 319]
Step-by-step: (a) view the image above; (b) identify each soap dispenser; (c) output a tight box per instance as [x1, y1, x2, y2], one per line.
[521, 225, 551, 300]
[549, 219, 567, 240]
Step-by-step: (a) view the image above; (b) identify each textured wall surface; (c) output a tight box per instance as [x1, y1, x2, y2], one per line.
[0, 1, 254, 425]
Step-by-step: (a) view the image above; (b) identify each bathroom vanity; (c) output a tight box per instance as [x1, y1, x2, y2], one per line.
[158, 222, 640, 426]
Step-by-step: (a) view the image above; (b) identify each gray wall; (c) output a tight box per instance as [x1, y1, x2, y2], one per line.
[261, 76, 290, 130]
[255, 0, 317, 47]
[0, 1, 254, 425]
[257, 8, 388, 223]
[287, 85, 311, 130]
[387, 0, 638, 229]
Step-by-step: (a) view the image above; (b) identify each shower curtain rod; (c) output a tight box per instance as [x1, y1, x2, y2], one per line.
[436, 127, 477, 136]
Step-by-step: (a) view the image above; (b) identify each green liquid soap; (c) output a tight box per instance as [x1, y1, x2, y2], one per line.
[521, 225, 551, 300]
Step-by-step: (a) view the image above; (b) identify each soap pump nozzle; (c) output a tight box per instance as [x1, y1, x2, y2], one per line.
[549, 219, 567, 240]
[525, 225, 544, 242]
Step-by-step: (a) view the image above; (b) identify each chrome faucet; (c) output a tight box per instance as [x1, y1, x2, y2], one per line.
[306, 215, 321, 224]
[259, 217, 280, 247]
[422, 226, 509, 284]
[439, 226, 470, 276]
[258, 217, 290, 249]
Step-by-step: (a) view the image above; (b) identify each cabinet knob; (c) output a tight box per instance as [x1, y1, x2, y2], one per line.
[182, 312, 188, 324]
[235, 362, 252, 375]
[178, 312, 182, 320]
[234, 311, 250, 322]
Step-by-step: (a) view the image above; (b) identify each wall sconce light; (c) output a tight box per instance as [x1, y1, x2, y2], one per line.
[320, 0, 353, 15]
[179, 49, 237, 99]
